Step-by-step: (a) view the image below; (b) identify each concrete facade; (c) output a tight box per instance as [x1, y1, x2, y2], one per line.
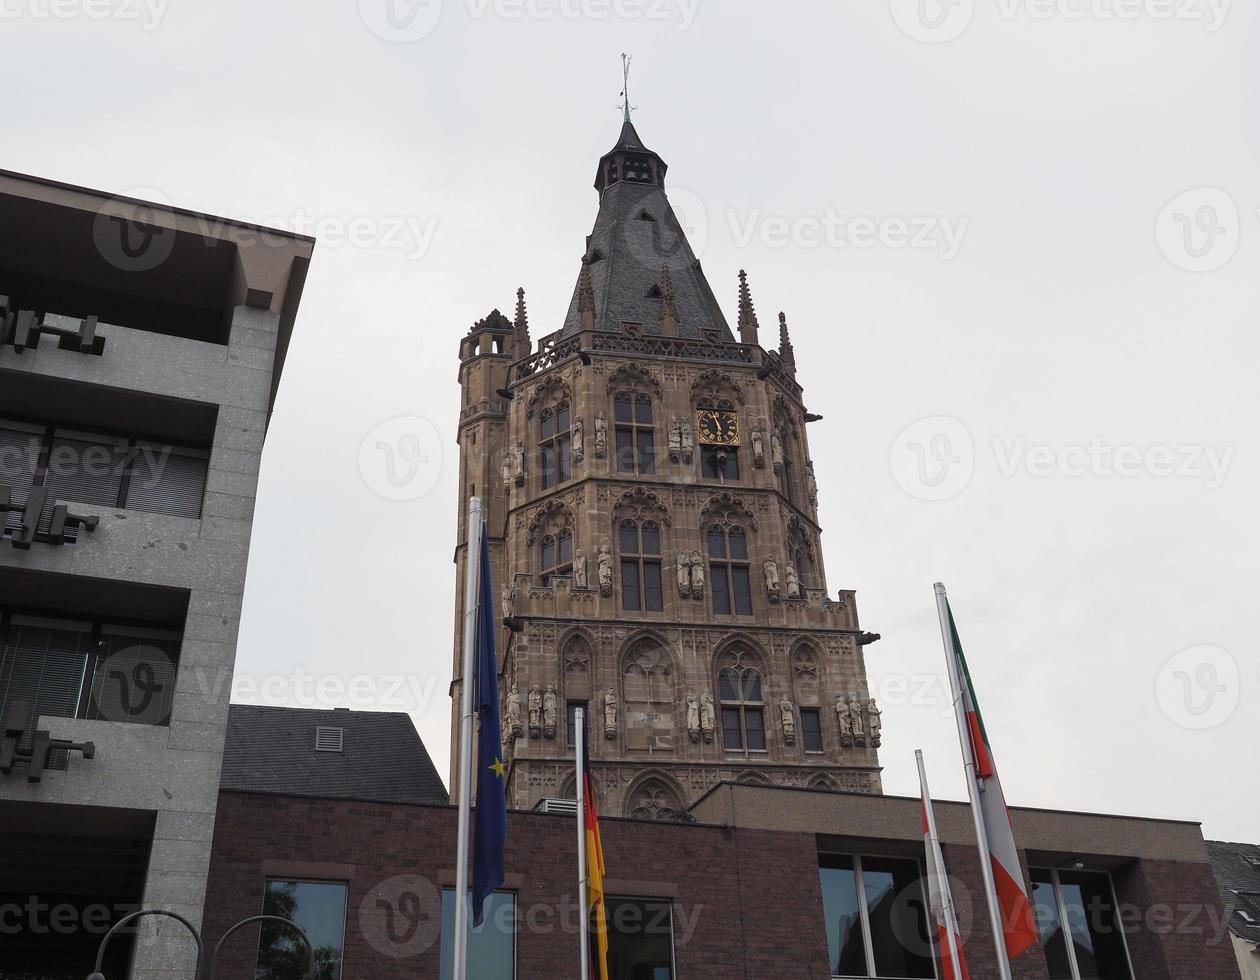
[0, 171, 311, 980]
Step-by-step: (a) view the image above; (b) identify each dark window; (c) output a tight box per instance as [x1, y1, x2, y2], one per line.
[540, 528, 574, 587]
[701, 444, 739, 480]
[614, 392, 655, 475]
[707, 524, 752, 616]
[440, 889, 515, 980]
[0, 417, 210, 528]
[539, 402, 572, 489]
[619, 520, 663, 612]
[600, 898, 675, 980]
[819, 854, 935, 979]
[257, 879, 348, 980]
[801, 708, 823, 752]
[717, 656, 764, 752]
[1032, 869, 1133, 980]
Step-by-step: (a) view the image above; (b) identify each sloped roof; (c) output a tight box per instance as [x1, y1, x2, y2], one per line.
[1207, 840, 1260, 946]
[221, 704, 447, 806]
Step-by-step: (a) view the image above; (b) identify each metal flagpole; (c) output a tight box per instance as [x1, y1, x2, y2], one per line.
[575, 707, 591, 980]
[453, 498, 484, 980]
[917, 749, 964, 980]
[934, 582, 1014, 980]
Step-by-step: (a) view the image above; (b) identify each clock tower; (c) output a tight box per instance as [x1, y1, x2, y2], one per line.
[451, 114, 884, 817]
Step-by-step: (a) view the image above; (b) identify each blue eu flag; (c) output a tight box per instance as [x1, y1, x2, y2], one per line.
[471, 526, 507, 926]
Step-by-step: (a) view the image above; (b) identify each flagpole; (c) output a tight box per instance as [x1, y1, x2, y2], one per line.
[917, 749, 964, 980]
[453, 498, 484, 980]
[575, 707, 591, 980]
[934, 581, 1014, 980]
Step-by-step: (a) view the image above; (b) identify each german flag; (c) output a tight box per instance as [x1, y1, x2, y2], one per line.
[582, 727, 610, 980]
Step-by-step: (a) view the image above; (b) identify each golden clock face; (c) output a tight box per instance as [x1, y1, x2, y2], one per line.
[697, 410, 740, 446]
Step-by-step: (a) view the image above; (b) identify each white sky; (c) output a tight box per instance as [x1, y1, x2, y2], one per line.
[7, 0, 1256, 842]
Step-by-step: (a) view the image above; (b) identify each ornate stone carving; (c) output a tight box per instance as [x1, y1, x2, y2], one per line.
[612, 487, 672, 525]
[668, 417, 683, 462]
[764, 556, 781, 602]
[573, 550, 589, 590]
[597, 545, 613, 596]
[527, 499, 573, 545]
[676, 552, 691, 598]
[835, 695, 853, 746]
[771, 430, 785, 473]
[513, 441, 527, 486]
[605, 361, 664, 399]
[528, 685, 542, 737]
[686, 692, 701, 742]
[690, 367, 746, 406]
[700, 490, 759, 531]
[680, 418, 694, 461]
[750, 426, 766, 468]
[867, 698, 882, 747]
[501, 584, 518, 620]
[849, 697, 866, 746]
[542, 685, 558, 739]
[595, 413, 608, 458]
[604, 688, 619, 739]
[699, 691, 716, 742]
[501, 448, 513, 491]
[572, 418, 584, 463]
[785, 562, 801, 601]
[525, 373, 572, 418]
[689, 550, 705, 599]
[506, 688, 523, 739]
[805, 460, 819, 509]
[780, 696, 796, 745]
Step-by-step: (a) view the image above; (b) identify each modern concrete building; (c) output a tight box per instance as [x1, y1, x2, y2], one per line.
[0, 171, 312, 980]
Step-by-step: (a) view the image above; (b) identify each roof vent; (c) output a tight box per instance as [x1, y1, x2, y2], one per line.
[315, 726, 344, 753]
[532, 798, 579, 816]
[638, 211, 657, 222]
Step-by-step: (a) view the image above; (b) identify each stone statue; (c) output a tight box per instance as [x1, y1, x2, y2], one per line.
[867, 697, 882, 747]
[572, 418, 584, 463]
[679, 418, 694, 460]
[699, 691, 716, 742]
[542, 685, 558, 739]
[594, 413, 608, 458]
[528, 685, 542, 737]
[689, 550, 705, 598]
[849, 697, 866, 745]
[574, 550, 589, 590]
[668, 417, 684, 461]
[835, 695, 853, 745]
[513, 441, 526, 485]
[780, 696, 796, 745]
[597, 545, 613, 597]
[686, 691, 701, 742]
[604, 688, 618, 740]
[506, 688, 522, 739]
[676, 551, 691, 598]
[785, 562, 801, 600]
[501, 449, 513, 491]
[771, 430, 785, 472]
[750, 427, 766, 468]
[805, 460, 819, 508]
[764, 556, 780, 600]
[501, 584, 517, 621]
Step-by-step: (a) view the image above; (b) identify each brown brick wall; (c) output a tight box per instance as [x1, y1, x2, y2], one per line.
[205, 790, 1235, 980]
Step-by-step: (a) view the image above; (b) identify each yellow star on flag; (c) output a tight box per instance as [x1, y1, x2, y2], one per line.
[488, 756, 506, 779]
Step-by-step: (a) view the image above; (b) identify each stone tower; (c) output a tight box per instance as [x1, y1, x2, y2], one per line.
[452, 117, 883, 817]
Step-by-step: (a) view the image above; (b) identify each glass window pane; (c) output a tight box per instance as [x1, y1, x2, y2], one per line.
[619, 523, 640, 554]
[44, 435, 127, 509]
[723, 448, 740, 479]
[616, 428, 635, 472]
[802, 709, 823, 752]
[732, 568, 753, 615]
[720, 707, 743, 749]
[820, 856, 869, 977]
[604, 898, 674, 980]
[0, 424, 43, 532]
[85, 632, 179, 727]
[741, 670, 762, 702]
[634, 395, 653, 423]
[1032, 870, 1074, 980]
[728, 528, 748, 560]
[718, 668, 740, 701]
[541, 538, 555, 572]
[643, 562, 663, 612]
[558, 436, 572, 481]
[701, 447, 719, 479]
[257, 879, 347, 980]
[637, 430, 655, 474]
[614, 394, 633, 423]
[556, 404, 570, 432]
[126, 445, 208, 519]
[861, 857, 935, 978]
[711, 567, 731, 615]
[0, 619, 92, 748]
[559, 530, 573, 565]
[440, 889, 515, 980]
[541, 412, 555, 439]
[621, 561, 641, 610]
[540, 445, 555, 488]
[640, 524, 660, 555]
[1060, 871, 1132, 980]
[706, 527, 727, 558]
[744, 708, 765, 750]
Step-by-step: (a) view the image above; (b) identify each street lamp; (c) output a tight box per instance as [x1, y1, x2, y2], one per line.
[87, 908, 314, 980]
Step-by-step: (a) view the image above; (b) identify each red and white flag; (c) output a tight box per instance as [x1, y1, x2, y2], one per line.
[918, 751, 970, 980]
[939, 587, 1039, 963]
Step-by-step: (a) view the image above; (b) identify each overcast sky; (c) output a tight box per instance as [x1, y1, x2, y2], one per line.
[7, 0, 1256, 842]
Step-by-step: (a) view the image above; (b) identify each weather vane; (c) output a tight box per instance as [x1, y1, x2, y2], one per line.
[617, 52, 637, 123]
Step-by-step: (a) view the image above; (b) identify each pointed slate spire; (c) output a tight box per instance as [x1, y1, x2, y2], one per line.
[578, 255, 597, 331]
[778, 311, 796, 374]
[737, 269, 760, 346]
[512, 286, 531, 358]
[659, 263, 678, 337]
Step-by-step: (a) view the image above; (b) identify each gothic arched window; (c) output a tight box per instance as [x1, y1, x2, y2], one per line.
[626, 777, 684, 821]
[613, 391, 655, 475]
[539, 401, 572, 489]
[717, 647, 766, 752]
[619, 519, 663, 612]
[707, 521, 753, 616]
[621, 639, 674, 753]
[540, 527, 573, 586]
